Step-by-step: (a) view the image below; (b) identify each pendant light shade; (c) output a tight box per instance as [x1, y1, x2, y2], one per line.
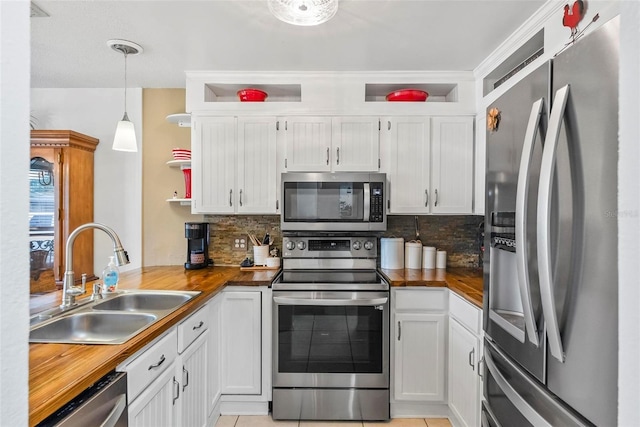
[268, 0, 338, 26]
[112, 113, 137, 152]
[108, 39, 143, 152]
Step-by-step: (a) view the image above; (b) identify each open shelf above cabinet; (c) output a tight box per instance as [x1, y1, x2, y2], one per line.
[204, 84, 302, 103]
[365, 83, 458, 102]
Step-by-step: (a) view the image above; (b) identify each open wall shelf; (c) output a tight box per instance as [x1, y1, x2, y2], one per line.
[204, 84, 302, 103]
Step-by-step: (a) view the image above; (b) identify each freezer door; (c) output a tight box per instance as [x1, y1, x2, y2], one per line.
[484, 339, 591, 427]
[484, 63, 549, 382]
[540, 16, 619, 427]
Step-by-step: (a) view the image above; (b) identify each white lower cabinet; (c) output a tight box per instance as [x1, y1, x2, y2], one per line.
[392, 288, 447, 409]
[120, 303, 213, 427]
[128, 362, 178, 427]
[220, 290, 262, 395]
[448, 293, 482, 427]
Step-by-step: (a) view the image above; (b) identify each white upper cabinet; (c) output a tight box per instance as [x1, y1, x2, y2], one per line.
[383, 116, 432, 214]
[237, 117, 278, 213]
[331, 117, 380, 172]
[191, 116, 278, 214]
[382, 116, 474, 214]
[283, 116, 380, 172]
[191, 116, 236, 214]
[282, 116, 333, 172]
[431, 116, 474, 214]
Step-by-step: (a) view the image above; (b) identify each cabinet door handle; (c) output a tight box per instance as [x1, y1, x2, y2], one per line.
[326, 147, 330, 165]
[182, 366, 189, 391]
[192, 320, 204, 331]
[239, 189, 243, 207]
[336, 147, 340, 165]
[173, 376, 180, 405]
[388, 121, 391, 131]
[425, 189, 429, 207]
[435, 189, 439, 207]
[148, 354, 165, 370]
[276, 200, 279, 210]
[397, 321, 401, 341]
[469, 348, 475, 371]
[478, 356, 484, 379]
[229, 189, 233, 207]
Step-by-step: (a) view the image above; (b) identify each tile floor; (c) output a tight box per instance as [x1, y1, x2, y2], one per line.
[215, 415, 452, 427]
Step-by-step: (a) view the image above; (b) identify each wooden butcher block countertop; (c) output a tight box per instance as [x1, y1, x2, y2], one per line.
[379, 267, 483, 308]
[29, 266, 278, 427]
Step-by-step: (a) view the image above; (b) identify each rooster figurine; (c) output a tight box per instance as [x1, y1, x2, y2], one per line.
[563, 0, 585, 38]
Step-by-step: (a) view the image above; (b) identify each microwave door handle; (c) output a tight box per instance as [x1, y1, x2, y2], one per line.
[538, 84, 570, 363]
[515, 98, 545, 347]
[485, 350, 553, 427]
[274, 296, 388, 306]
[363, 183, 370, 222]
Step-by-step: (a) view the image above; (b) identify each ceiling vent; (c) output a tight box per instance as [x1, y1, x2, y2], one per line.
[30, 2, 50, 18]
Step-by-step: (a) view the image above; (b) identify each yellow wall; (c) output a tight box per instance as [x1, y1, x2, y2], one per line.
[142, 89, 202, 266]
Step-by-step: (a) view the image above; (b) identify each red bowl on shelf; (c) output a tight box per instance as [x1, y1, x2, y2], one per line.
[385, 89, 429, 102]
[237, 88, 268, 102]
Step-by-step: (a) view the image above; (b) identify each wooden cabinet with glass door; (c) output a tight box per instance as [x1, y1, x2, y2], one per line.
[29, 130, 99, 294]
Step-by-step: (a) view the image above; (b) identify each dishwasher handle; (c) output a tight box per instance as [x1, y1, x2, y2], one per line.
[99, 394, 127, 427]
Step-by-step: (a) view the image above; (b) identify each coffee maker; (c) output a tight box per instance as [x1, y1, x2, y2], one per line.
[184, 222, 212, 270]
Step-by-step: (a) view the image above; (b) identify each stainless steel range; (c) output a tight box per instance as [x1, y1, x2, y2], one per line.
[272, 234, 390, 421]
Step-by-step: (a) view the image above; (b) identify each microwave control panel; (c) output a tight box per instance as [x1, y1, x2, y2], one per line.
[370, 183, 384, 222]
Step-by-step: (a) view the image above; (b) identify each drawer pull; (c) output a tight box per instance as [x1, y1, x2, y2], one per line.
[148, 354, 165, 370]
[192, 320, 204, 330]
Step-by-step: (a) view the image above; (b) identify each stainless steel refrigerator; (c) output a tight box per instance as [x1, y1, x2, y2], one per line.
[482, 16, 619, 427]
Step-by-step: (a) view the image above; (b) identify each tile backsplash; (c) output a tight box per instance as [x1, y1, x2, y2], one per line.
[205, 214, 484, 268]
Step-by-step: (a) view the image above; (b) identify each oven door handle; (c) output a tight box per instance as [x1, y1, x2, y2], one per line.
[273, 296, 388, 306]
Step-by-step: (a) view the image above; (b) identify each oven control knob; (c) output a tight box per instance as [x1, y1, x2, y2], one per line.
[364, 241, 374, 250]
[285, 241, 296, 251]
[352, 241, 362, 250]
[297, 241, 307, 250]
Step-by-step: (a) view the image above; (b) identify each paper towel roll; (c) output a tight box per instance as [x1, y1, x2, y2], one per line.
[405, 241, 422, 269]
[422, 246, 436, 269]
[381, 238, 404, 269]
[436, 250, 447, 269]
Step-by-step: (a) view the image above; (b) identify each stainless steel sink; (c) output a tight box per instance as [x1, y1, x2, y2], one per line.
[29, 312, 157, 344]
[29, 290, 201, 345]
[92, 291, 194, 312]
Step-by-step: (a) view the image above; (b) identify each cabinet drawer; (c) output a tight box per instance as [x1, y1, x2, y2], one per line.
[394, 288, 447, 312]
[123, 328, 177, 402]
[177, 305, 209, 353]
[449, 291, 481, 334]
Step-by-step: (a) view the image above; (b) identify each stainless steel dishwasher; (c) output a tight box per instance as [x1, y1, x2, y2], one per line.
[38, 371, 127, 427]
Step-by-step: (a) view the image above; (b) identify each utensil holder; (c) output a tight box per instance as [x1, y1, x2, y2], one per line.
[253, 245, 269, 266]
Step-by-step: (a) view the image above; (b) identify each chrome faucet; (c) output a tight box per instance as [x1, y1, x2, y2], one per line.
[61, 222, 130, 308]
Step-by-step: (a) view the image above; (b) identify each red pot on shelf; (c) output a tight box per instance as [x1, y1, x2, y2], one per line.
[182, 168, 192, 199]
[237, 88, 268, 102]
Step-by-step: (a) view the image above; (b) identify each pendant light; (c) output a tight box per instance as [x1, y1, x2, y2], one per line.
[268, 0, 338, 26]
[108, 39, 143, 152]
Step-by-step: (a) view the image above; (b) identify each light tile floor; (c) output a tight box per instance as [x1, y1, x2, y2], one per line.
[215, 415, 452, 427]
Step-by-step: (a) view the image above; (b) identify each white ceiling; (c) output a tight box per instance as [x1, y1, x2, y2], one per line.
[30, 0, 546, 89]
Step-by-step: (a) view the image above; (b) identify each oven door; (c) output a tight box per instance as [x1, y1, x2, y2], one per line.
[273, 291, 389, 389]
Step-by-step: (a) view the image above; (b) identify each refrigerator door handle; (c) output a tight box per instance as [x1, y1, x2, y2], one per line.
[515, 97, 545, 347]
[485, 349, 553, 427]
[538, 84, 570, 363]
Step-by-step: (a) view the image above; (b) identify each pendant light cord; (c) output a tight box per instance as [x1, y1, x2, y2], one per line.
[123, 51, 128, 115]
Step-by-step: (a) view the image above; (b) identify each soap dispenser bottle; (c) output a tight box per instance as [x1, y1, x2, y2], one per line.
[102, 256, 120, 293]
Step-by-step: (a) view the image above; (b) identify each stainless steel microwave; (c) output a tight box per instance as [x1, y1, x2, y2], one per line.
[281, 172, 387, 232]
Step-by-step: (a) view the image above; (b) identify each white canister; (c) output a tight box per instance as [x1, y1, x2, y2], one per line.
[436, 250, 447, 269]
[405, 241, 422, 269]
[381, 237, 404, 269]
[422, 246, 436, 269]
[253, 245, 269, 266]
